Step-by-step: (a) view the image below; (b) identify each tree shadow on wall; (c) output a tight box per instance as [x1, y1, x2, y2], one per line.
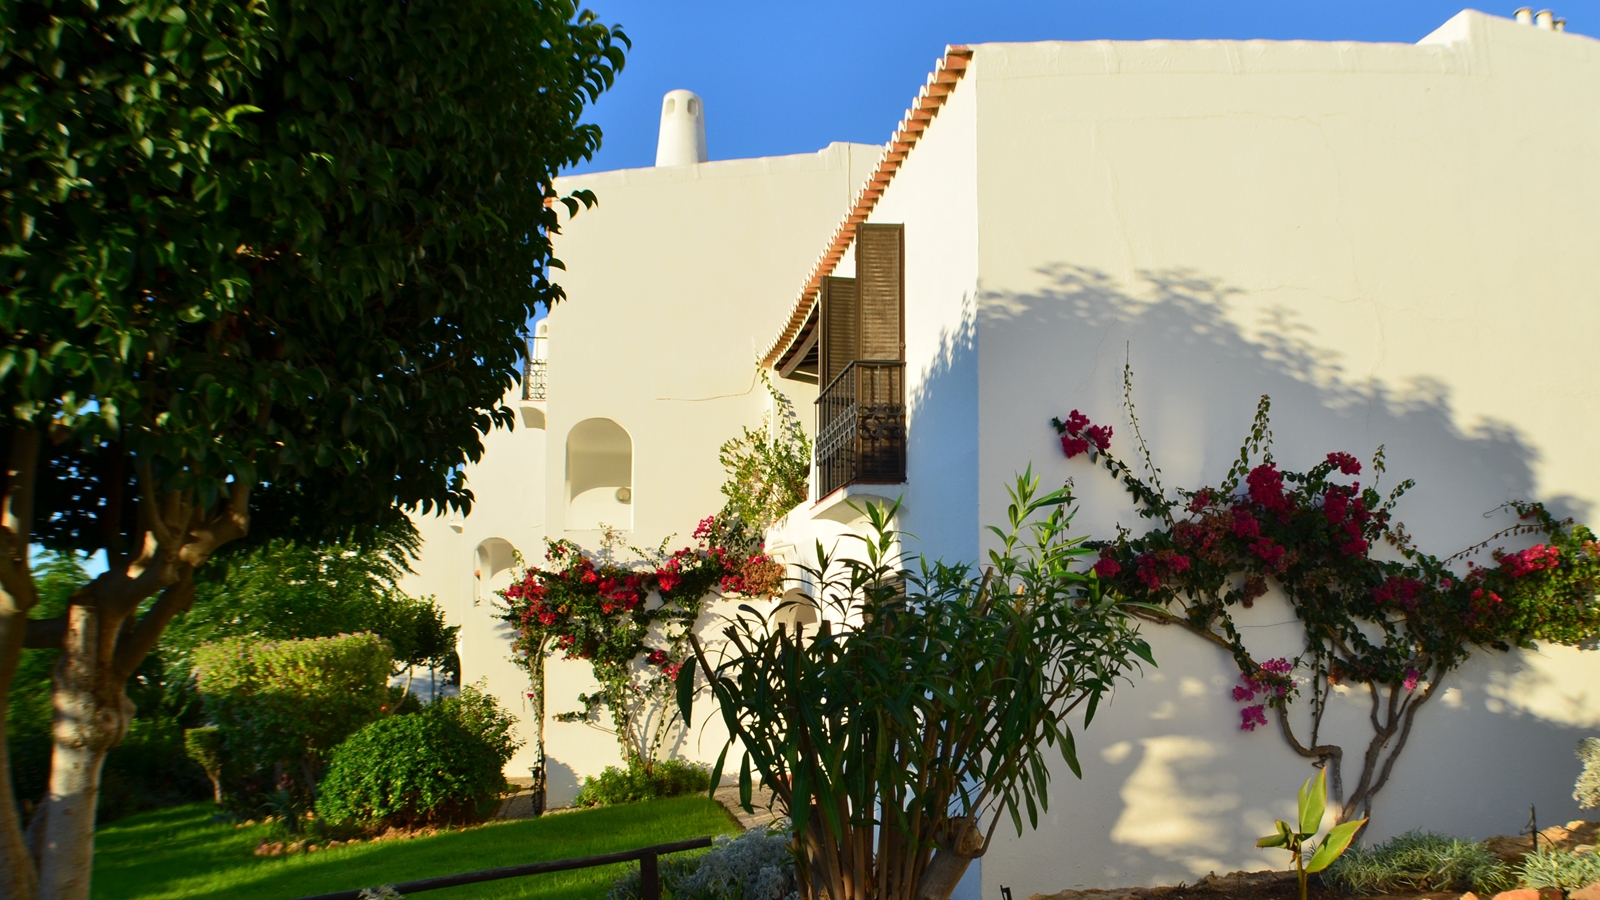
[978, 263, 1590, 554]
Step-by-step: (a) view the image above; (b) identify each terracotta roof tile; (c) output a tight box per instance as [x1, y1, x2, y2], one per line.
[760, 45, 974, 369]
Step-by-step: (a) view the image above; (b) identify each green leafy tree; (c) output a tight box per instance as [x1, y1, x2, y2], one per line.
[0, 1, 625, 895]
[681, 474, 1154, 900]
[164, 523, 459, 680]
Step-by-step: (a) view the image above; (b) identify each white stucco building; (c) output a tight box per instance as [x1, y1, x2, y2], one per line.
[404, 9, 1600, 896]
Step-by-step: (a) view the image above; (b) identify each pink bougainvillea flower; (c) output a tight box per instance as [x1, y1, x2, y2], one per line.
[1402, 668, 1420, 692]
[1085, 424, 1113, 452]
[1092, 556, 1123, 579]
[1060, 435, 1090, 459]
[1232, 684, 1256, 702]
[1326, 452, 1362, 476]
[1240, 705, 1269, 731]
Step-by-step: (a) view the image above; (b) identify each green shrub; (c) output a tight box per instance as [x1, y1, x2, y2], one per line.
[1326, 831, 1516, 896]
[1577, 737, 1600, 809]
[1521, 847, 1600, 892]
[428, 681, 522, 768]
[574, 759, 711, 808]
[316, 712, 507, 829]
[194, 632, 391, 790]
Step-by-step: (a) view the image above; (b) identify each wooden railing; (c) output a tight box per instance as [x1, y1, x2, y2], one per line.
[289, 835, 714, 900]
[816, 359, 906, 498]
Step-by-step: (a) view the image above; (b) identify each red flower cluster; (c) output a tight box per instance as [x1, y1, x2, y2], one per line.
[1326, 452, 1362, 476]
[1092, 555, 1123, 579]
[1055, 409, 1113, 460]
[1321, 484, 1372, 556]
[1497, 543, 1561, 578]
[1134, 550, 1190, 590]
[1246, 463, 1293, 519]
[645, 649, 669, 666]
[1373, 576, 1424, 612]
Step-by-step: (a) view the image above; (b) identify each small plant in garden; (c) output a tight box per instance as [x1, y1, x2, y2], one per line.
[1326, 831, 1517, 896]
[680, 472, 1153, 900]
[574, 759, 711, 808]
[1521, 846, 1600, 893]
[183, 728, 226, 805]
[1055, 366, 1600, 825]
[609, 821, 797, 900]
[1257, 769, 1364, 900]
[1576, 737, 1600, 809]
[498, 521, 782, 773]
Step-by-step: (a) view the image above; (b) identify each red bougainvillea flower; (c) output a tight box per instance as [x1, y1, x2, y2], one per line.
[646, 649, 668, 666]
[1373, 576, 1424, 612]
[1326, 452, 1362, 476]
[1060, 435, 1090, 459]
[1246, 463, 1293, 518]
[1065, 410, 1091, 434]
[1497, 543, 1561, 578]
[1092, 556, 1122, 579]
[1085, 424, 1113, 452]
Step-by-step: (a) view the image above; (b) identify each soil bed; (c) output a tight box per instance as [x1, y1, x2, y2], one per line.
[1030, 869, 1458, 900]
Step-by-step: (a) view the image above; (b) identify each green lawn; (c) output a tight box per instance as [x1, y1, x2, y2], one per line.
[92, 797, 741, 900]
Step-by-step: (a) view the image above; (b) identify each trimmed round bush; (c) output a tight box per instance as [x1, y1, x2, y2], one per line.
[316, 713, 506, 828]
[574, 758, 711, 807]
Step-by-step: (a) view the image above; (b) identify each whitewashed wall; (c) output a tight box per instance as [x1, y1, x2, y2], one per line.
[960, 12, 1600, 896]
[406, 143, 881, 805]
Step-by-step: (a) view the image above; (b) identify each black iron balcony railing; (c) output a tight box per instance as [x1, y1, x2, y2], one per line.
[523, 356, 548, 401]
[815, 359, 906, 498]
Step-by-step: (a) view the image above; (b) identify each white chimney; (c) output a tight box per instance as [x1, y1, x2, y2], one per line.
[655, 89, 707, 167]
[1556, 17, 1567, 29]
[1515, 6, 1534, 23]
[1536, 8, 1555, 28]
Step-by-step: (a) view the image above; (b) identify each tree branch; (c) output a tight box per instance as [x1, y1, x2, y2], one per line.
[113, 571, 195, 680]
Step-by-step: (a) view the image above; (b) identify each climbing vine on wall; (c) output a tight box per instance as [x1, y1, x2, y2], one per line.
[499, 520, 783, 771]
[1053, 368, 1600, 825]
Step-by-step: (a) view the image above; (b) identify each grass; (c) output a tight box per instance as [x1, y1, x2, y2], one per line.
[92, 795, 741, 900]
[1324, 831, 1518, 897]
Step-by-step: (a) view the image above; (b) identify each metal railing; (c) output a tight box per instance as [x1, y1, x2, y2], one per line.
[290, 835, 713, 900]
[523, 356, 548, 401]
[815, 359, 906, 498]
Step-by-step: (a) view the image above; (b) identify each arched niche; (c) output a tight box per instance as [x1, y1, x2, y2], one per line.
[474, 537, 518, 603]
[566, 418, 633, 530]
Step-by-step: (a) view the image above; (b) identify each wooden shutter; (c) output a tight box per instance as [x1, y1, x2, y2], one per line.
[819, 275, 858, 388]
[855, 223, 904, 361]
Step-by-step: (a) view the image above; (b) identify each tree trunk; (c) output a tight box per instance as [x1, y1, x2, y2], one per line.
[915, 817, 984, 900]
[35, 604, 133, 900]
[0, 606, 39, 900]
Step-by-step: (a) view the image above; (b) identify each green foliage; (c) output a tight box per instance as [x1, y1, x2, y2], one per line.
[1256, 770, 1364, 900]
[315, 711, 505, 829]
[185, 727, 225, 801]
[167, 524, 457, 676]
[193, 632, 390, 792]
[717, 373, 812, 538]
[682, 472, 1153, 900]
[1056, 367, 1600, 824]
[427, 681, 523, 770]
[1577, 737, 1600, 809]
[1326, 831, 1517, 896]
[573, 759, 711, 808]
[1521, 846, 1600, 892]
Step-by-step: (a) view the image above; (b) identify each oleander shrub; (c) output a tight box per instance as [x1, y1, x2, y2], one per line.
[316, 711, 507, 829]
[609, 822, 796, 900]
[1521, 847, 1600, 892]
[1326, 831, 1516, 896]
[194, 633, 392, 795]
[573, 758, 711, 808]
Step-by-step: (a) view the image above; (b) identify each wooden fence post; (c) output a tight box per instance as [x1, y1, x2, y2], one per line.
[641, 852, 661, 900]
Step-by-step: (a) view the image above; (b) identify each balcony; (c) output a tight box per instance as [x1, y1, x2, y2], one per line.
[815, 360, 906, 498]
[523, 356, 548, 401]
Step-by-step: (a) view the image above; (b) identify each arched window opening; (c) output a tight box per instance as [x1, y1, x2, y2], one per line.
[566, 418, 633, 530]
[474, 538, 518, 604]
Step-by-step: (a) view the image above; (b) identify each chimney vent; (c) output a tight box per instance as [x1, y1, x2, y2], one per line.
[655, 89, 707, 167]
[1515, 6, 1534, 23]
[1536, 8, 1555, 28]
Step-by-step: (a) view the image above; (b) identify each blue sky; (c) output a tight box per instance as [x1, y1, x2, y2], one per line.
[567, 1, 1596, 175]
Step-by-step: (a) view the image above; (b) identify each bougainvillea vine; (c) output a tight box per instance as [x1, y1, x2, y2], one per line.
[1053, 370, 1600, 827]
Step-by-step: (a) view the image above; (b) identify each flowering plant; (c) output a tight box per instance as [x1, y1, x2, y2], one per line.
[498, 516, 783, 770]
[1055, 370, 1600, 826]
